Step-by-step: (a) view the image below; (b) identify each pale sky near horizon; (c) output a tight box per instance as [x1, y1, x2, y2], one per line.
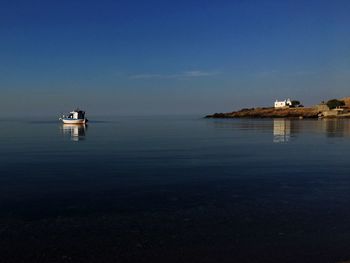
[1, 0, 350, 116]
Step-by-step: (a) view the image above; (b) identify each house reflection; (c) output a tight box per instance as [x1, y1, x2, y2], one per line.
[273, 119, 291, 143]
[206, 117, 350, 142]
[62, 124, 87, 141]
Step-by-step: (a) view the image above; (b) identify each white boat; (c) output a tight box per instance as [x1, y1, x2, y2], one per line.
[59, 109, 88, 124]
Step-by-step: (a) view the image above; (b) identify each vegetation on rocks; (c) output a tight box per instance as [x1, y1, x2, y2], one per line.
[327, 99, 345, 109]
[291, 100, 302, 107]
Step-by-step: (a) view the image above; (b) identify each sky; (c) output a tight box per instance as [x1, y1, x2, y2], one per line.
[1, 0, 350, 116]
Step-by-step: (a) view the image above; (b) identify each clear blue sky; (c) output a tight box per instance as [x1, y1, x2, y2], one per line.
[1, 0, 350, 116]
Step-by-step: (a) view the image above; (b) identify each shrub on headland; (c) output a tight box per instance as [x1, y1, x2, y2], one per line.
[327, 99, 345, 109]
[291, 100, 301, 107]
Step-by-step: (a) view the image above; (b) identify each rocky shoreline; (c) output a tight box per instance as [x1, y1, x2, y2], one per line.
[206, 107, 320, 119]
[206, 97, 350, 119]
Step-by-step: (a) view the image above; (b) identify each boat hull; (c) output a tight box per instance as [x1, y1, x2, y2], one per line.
[61, 118, 87, 124]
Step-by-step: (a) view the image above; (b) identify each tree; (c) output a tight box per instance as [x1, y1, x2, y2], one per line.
[291, 100, 301, 107]
[327, 99, 345, 109]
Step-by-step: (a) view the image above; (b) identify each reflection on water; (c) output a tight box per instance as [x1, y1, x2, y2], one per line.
[273, 119, 291, 143]
[271, 118, 350, 142]
[3, 117, 350, 262]
[208, 118, 350, 143]
[321, 119, 350, 138]
[61, 124, 87, 141]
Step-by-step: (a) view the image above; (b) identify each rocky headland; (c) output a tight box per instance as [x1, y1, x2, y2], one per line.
[206, 97, 350, 119]
[206, 107, 319, 119]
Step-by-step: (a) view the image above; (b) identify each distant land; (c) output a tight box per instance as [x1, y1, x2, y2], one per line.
[206, 97, 350, 119]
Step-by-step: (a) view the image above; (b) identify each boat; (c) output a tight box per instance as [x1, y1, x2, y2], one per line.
[59, 109, 88, 124]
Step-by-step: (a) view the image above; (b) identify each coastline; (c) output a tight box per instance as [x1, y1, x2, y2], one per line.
[205, 107, 320, 119]
[206, 97, 350, 119]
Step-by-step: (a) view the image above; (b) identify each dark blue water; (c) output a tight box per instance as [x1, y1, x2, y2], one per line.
[1, 116, 350, 262]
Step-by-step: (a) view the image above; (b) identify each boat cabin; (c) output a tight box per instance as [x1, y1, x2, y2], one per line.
[67, 109, 85, 120]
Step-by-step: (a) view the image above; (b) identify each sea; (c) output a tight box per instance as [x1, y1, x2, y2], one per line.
[1, 116, 350, 263]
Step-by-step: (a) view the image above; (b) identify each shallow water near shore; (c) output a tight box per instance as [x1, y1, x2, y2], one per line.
[1, 116, 350, 262]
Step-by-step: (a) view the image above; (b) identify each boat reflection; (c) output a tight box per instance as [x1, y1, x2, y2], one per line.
[273, 119, 291, 143]
[62, 124, 87, 141]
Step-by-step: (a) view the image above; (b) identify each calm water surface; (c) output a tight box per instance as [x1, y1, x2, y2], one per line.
[1, 116, 350, 262]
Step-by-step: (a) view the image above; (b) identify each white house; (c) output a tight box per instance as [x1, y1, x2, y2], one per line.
[274, 99, 292, 108]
